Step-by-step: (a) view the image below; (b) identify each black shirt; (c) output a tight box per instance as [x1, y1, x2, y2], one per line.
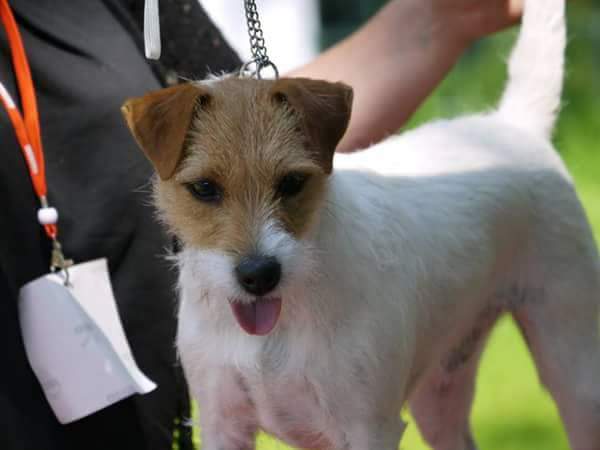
[0, 1, 240, 449]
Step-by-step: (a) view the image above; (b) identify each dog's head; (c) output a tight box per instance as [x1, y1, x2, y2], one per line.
[122, 76, 353, 336]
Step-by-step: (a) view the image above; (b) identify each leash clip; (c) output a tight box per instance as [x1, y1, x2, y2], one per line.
[50, 239, 74, 285]
[38, 197, 73, 282]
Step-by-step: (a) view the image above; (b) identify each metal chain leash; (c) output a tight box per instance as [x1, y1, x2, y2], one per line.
[240, 0, 279, 79]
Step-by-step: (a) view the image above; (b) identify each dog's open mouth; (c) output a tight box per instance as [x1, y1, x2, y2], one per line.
[230, 297, 282, 336]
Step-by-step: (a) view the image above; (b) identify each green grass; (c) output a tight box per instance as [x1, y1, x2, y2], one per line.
[190, 6, 599, 449]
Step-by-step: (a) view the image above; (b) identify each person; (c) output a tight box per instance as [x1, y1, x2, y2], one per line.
[0, 1, 521, 449]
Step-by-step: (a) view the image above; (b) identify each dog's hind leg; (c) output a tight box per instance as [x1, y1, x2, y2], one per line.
[512, 251, 600, 450]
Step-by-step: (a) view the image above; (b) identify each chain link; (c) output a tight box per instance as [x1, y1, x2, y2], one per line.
[241, 0, 279, 79]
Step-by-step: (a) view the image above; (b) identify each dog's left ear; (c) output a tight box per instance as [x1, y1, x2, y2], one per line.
[121, 83, 209, 180]
[270, 78, 353, 173]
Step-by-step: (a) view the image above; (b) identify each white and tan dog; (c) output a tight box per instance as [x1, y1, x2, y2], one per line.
[123, 0, 600, 448]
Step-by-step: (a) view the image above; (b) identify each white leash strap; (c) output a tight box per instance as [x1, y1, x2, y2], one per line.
[144, 0, 161, 60]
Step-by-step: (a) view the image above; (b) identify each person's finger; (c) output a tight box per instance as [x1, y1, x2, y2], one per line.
[507, 0, 524, 23]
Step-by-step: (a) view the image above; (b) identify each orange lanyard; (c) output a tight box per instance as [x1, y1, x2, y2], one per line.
[0, 0, 71, 271]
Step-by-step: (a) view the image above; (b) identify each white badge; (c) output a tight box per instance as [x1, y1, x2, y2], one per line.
[18, 258, 156, 424]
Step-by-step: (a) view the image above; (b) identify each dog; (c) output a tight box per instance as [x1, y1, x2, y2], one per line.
[122, 0, 600, 448]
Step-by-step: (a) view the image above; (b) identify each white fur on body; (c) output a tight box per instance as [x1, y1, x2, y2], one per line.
[177, 1, 600, 449]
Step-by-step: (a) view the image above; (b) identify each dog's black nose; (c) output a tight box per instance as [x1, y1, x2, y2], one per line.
[235, 255, 281, 296]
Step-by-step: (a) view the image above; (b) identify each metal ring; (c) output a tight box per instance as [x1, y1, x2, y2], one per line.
[61, 268, 71, 287]
[239, 59, 259, 78]
[51, 266, 71, 287]
[239, 59, 279, 80]
[256, 60, 279, 80]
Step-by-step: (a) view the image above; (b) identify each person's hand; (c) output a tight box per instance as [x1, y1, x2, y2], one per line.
[430, 0, 523, 48]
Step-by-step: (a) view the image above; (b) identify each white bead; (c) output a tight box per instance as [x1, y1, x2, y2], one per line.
[37, 207, 59, 225]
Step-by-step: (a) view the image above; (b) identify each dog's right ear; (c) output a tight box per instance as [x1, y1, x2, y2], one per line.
[121, 83, 209, 180]
[269, 78, 353, 174]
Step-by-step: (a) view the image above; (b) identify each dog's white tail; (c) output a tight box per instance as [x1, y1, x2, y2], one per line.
[497, 0, 566, 138]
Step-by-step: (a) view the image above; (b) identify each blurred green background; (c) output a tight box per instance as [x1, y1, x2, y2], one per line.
[192, 2, 600, 449]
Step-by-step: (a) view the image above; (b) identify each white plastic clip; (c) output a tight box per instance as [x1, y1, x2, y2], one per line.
[144, 0, 161, 60]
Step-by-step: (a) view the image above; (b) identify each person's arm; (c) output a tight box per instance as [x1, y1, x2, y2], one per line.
[290, 0, 523, 152]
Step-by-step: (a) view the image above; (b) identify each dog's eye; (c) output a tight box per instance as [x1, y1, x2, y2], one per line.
[277, 172, 309, 198]
[186, 179, 222, 203]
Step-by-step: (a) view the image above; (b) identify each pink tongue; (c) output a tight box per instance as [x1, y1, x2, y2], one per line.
[231, 297, 282, 336]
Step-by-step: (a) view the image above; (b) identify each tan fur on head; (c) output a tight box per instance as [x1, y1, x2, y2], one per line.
[121, 77, 353, 256]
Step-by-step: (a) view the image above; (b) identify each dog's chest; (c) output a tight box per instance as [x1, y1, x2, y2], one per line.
[243, 372, 340, 449]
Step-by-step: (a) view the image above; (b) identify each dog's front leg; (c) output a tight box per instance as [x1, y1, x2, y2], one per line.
[192, 368, 257, 450]
[344, 419, 406, 450]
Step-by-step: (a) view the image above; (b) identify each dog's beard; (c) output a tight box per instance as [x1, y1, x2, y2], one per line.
[175, 226, 321, 335]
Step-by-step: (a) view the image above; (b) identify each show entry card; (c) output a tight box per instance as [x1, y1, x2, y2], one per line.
[19, 258, 156, 424]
